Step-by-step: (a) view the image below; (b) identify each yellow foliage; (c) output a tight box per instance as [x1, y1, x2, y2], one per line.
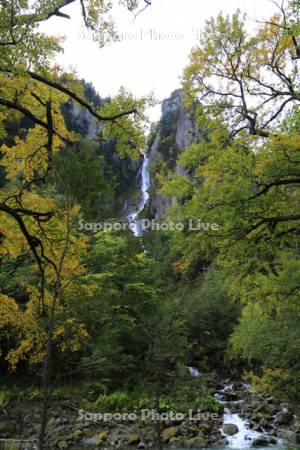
[244, 368, 289, 397]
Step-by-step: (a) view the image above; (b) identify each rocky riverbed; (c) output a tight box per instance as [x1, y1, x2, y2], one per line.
[0, 381, 299, 449]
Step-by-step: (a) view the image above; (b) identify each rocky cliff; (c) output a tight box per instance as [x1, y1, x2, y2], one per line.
[61, 82, 143, 217]
[147, 89, 202, 219]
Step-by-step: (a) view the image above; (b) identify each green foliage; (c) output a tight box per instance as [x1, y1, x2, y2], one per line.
[80, 383, 220, 414]
[0, 384, 41, 407]
[64, 232, 165, 387]
[0, 256, 38, 305]
[92, 391, 178, 413]
[95, 391, 134, 412]
[53, 139, 115, 220]
[2, 0, 300, 411]
[160, 5, 300, 401]
[184, 270, 239, 371]
[229, 300, 300, 400]
[194, 395, 220, 413]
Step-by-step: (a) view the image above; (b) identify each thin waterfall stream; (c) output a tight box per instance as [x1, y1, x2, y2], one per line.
[127, 153, 150, 236]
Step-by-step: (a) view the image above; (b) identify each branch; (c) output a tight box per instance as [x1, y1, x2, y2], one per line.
[0, 202, 45, 275]
[27, 71, 138, 121]
[133, 0, 152, 20]
[249, 178, 300, 199]
[246, 214, 300, 235]
[28, 0, 76, 23]
[0, 97, 74, 144]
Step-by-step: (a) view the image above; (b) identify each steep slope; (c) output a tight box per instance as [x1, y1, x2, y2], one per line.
[147, 89, 203, 219]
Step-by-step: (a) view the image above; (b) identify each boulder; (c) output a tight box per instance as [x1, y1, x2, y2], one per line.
[68, 429, 82, 440]
[252, 437, 270, 447]
[185, 436, 207, 448]
[169, 436, 184, 447]
[223, 423, 239, 435]
[162, 426, 178, 442]
[198, 422, 212, 434]
[97, 431, 108, 445]
[277, 429, 300, 444]
[294, 421, 300, 432]
[276, 411, 294, 425]
[128, 433, 141, 445]
[212, 437, 229, 447]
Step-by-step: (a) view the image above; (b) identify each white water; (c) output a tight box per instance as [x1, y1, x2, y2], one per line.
[127, 154, 150, 236]
[188, 366, 201, 377]
[216, 384, 266, 449]
[222, 408, 263, 449]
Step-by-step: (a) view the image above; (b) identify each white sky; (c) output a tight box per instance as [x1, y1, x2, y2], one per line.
[40, 0, 278, 122]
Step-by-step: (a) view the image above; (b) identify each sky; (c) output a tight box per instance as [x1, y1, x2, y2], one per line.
[40, 0, 279, 122]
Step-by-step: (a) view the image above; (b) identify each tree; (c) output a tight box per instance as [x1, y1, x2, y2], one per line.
[161, 3, 300, 398]
[0, 2, 152, 448]
[183, 4, 300, 138]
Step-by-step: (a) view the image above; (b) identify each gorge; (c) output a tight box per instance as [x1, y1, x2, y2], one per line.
[1, 2, 300, 449]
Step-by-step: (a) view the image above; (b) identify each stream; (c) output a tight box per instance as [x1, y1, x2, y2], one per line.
[215, 383, 272, 449]
[5, 379, 298, 450]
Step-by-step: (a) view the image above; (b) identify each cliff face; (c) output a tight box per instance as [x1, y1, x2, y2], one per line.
[147, 89, 202, 219]
[61, 84, 143, 217]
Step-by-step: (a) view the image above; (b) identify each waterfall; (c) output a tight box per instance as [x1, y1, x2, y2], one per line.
[127, 154, 150, 236]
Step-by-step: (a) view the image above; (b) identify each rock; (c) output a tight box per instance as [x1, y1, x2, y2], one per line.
[185, 436, 207, 448]
[0, 421, 15, 433]
[128, 433, 140, 445]
[2, 442, 20, 450]
[252, 437, 271, 447]
[276, 411, 294, 425]
[97, 431, 108, 445]
[68, 429, 82, 440]
[198, 422, 212, 434]
[209, 431, 223, 444]
[223, 392, 239, 401]
[294, 420, 300, 432]
[259, 419, 268, 428]
[212, 437, 229, 447]
[178, 422, 189, 435]
[83, 434, 98, 445]
[162, 426, 178, 442]
[169, 436, 183, 447]
[47, 417, 56, 427]
[277, 429, 300, 444]
[187, 425, 198, 435]
[223, 423, 239, 435]
[82, 427, 96, 437]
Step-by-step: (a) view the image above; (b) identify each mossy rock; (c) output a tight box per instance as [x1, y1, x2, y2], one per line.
[97, 431, 108, 445]
[128, 433, 140, 445]
[162, 426, 178, 442]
